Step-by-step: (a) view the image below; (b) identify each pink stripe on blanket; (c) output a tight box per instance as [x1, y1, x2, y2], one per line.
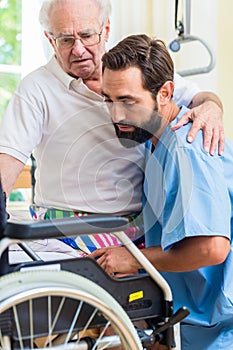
[92, 234, 106, 247]
[102, 233, 121, 246]
[93, 233, 120, 247]
[107, 233, 121, 246]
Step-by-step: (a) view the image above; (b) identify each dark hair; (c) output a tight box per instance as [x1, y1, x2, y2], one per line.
[102, 34, 174, 99]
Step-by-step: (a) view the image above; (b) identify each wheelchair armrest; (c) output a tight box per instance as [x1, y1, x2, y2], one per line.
[4, 215, 129, 240]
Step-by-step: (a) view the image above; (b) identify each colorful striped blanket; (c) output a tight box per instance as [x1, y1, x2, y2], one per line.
[29, 206, 144, 255]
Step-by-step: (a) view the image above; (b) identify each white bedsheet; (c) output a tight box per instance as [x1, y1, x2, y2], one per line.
[7, 209, 84, 263]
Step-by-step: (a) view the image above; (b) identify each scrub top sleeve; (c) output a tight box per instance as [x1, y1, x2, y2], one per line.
[161, 146, 231, 251]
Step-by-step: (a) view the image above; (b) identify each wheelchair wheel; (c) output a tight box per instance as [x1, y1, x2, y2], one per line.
[0, 270, 143, 350]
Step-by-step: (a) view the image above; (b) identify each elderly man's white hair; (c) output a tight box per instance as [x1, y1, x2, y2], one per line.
[39, 0, 112, 32]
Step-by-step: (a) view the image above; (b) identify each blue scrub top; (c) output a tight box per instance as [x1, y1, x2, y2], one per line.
[143, 106, 233, 328]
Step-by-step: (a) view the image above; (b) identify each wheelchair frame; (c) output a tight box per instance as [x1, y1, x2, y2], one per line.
[0, 214, 189, 350]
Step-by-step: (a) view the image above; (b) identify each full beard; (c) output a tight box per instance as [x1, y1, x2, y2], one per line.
[113, 110, 162, 148]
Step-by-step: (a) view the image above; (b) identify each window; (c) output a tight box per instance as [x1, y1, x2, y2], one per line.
[0, 0, 22, 119]
[0, 0, 48, 120]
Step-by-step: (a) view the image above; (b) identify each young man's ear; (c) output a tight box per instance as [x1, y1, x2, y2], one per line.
[157, 81, 174, 106]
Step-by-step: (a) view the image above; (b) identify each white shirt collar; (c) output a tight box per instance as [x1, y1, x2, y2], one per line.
[45, 55, 103, 101]
[46, 55, 76, 89]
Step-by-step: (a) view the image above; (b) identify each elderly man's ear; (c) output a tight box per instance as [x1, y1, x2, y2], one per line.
[103, 19, 111, 42]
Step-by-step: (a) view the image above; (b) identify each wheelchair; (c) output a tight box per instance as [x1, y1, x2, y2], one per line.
[0, 192, 189, 349]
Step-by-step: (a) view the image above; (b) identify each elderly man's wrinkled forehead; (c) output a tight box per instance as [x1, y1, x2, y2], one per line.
[40, 0, 111, 32]
[48, 0, 102, 32]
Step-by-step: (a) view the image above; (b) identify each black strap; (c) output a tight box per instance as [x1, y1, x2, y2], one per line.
[0, 185, 9, 276]
[175, 0, 184, 35]
[0, 189, 7, 234]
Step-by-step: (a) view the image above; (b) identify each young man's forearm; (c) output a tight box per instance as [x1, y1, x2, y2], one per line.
[142, 235, 229, 272]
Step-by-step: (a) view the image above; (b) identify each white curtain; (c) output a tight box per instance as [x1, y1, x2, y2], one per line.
[108, 0, 154, 49]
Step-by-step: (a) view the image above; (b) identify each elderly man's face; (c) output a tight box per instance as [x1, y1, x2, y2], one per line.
[102, 66, 162, 147]
[47, 0, 110, 80]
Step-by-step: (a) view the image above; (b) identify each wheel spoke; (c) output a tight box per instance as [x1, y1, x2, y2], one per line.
[13, 305, 24, 350]
[29, 299, 34, 349]
[93, 321, 110, 350]
[65, 300, 83, 344]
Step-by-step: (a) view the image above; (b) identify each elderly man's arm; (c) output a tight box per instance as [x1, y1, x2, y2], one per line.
[172, 91, 224, 156]
[0, 154, 25, 197]
[90, 235, 230, 276]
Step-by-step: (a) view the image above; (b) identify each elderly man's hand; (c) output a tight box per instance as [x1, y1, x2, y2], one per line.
[171, 100, 224, 156]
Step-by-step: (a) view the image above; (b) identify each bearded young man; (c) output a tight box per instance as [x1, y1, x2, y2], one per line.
[91, 34, 233, 350]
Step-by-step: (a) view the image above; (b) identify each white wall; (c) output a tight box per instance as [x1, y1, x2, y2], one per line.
[218, 0, 233, 140]
[109, 0, 218, 92]
[152, 0, 218, 92]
